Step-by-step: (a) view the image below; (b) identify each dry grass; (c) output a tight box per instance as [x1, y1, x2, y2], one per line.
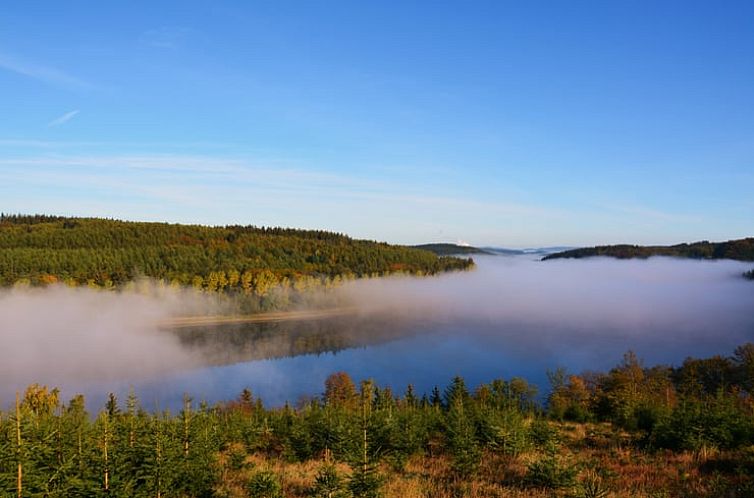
[213, 423, 754, 497]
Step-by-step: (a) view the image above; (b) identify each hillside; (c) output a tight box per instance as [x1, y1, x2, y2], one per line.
[0, 215, 474, 289]
[411, 243, 491, 256]
[543, 237, 754, 262]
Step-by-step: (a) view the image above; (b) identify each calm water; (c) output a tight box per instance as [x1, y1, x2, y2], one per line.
[88, 255, 754, 410]
[89, 317, 751, 411]
[7, 255, 754, 411]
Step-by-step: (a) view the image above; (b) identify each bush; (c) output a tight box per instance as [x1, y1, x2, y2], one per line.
[309, 463, 348, 498]
[247, 470, 283, 498]
[524, 455, 578, 489]
[650, 395, 754, 451]
[529, 419, 560, 452]
[579, 470, 611, 498]
[478, 409, 530, 456]
[349, 464, 383, 498]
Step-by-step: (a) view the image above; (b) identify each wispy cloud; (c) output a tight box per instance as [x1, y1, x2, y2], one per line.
[0, 139, 235, 150]
[0, 153, 562, 243]
[2, 153, 725, 246]
[0, 53, 93, 90]
[0, 153, 544, 216]
[47, 110, 80, 128]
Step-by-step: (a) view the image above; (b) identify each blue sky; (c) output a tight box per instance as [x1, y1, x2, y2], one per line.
[1, 1, 752, 247]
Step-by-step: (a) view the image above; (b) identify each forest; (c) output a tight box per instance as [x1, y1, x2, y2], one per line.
[410, 244, 490, 256]
[544, 238, 754, 279]
[543, 238, 754, 262]
[0, 215, 473, 291]
[1, 345, 753, 498]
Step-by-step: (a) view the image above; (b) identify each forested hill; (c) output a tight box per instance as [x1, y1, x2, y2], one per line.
[411, 243, 491, 256]
[0, 215, 473, 288]
[543, 238, 754, 262]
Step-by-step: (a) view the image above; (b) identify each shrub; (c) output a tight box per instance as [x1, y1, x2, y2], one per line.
[524, 455, 578, 489]
[349, 463, 383, 498]
[579, 470, 611, 498]
[529, 419, 560, 452]
[650, 395, 754, 451]
[309, 463, 348, 498]
[247, 470, 283, 498]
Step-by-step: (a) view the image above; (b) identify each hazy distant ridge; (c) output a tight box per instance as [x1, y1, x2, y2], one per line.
[543, 238, 754, 262]
[411, 243, 491, 256]
[414, 243, 574, 256]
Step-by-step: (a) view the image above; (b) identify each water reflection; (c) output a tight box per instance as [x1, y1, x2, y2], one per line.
[109, 316, 753, 411]
[172, 315, 420, 366]
[21, 255, 754, 411]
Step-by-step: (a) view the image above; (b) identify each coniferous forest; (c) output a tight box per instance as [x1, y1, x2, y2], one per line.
[543, 239, 754, 262]
[544, 239, 754, 280]
[1, 345, 754, 497]
[0, 214, 473, 289]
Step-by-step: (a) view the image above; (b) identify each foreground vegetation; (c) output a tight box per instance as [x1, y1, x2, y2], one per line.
[2, 345, 753, 497]
[0, 215, 473, 291]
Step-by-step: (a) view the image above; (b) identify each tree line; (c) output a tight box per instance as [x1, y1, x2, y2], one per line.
[0, 215, 474, 291]
[543, 238, 754, 262]
[1, 344, 753, 497]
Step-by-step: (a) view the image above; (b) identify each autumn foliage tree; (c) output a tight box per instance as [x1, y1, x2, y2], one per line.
[324, 372, 358, 411]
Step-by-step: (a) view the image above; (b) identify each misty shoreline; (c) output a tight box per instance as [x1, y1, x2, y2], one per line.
[1, 255, 753, 409]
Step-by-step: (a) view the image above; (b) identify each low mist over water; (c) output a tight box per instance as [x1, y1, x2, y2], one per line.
[2, 255, 753, 409]
[347, 255, 754, 333]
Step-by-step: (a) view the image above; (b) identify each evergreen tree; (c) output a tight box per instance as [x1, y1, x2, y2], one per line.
[309, 462, 348, 498]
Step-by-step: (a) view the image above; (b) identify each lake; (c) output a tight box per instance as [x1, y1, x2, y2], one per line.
[71, 255, 754, 410]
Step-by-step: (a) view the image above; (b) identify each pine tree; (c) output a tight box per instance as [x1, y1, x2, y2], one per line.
[309, 461, 348, 498]
[348, 381, 382, 498]
[246, 470, 283, 498]
[445, 391, 480, 480]
[15, 393, 22, 498]
[403, 385, 418, 409]
[443, 376, 470, 410]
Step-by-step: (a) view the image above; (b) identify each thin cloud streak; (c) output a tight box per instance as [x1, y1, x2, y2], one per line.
[0, 53, 94, 90]
[47, 110, 80, 127]
[0, 153, 562, 220]
[1, 152, 731, 246]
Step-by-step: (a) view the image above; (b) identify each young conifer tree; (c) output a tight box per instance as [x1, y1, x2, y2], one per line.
[348, 380, 382, 498]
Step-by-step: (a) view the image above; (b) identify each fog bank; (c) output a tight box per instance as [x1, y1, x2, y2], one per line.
[2, 255, 753, 408]
[342, 256, 754, 361]
[0, 284, 209, 403]
[342, 256, 754, 343]
[141, 256, 754, 409]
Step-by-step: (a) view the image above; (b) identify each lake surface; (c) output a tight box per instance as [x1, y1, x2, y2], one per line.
[3, 255, 754, 411]
[85, 255, 754, 410]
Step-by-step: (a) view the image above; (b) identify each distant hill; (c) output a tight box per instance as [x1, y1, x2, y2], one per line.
[415, 244, 577, 257]
[543, 238, 754, 262]
[522, 246, 576, 255]
[0, 214, 474, 289]
[480, 247, 524, 255]
[481, 246, 576, 256]
[412, 243, 491, 256]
